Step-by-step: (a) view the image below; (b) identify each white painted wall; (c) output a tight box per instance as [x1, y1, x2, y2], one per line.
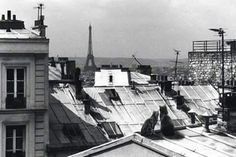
[95, 69, 129, 86]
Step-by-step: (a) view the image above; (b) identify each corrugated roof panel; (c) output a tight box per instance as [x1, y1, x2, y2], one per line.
[154, 100, 167, 107]
[49, 84, 109, 148]
[139, 91, 153, 101]
[136, 103, 152, 119]
[178, 86, 191, 99]
[200, 86, 218, 99]
[126, 104, 145, 123]
[183, 86, 201, 99]
[54, 129, 71, 144]
[123, 105, 140, 123]
[147, 89, 163, 100]
[153, 140, 203, 157]
[191, 136, 236, 156]
[191, 86, 210, 100]
[119, 124, 133, 136]
[167, 137, 228, 157]
[116, 105, 134, 123]
[128, 90, 144, 103]
[50, 101, 71, 124]
[115, 87, 132, 104]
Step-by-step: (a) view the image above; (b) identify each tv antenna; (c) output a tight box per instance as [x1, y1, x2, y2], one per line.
[34, 3, 45, 20]
[173, 49, 181, 81]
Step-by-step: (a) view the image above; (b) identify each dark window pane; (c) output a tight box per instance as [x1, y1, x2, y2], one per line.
[7, 82, 14, 93]
[6, 138, 13, 150]
[7, 69, 14, 80]
[17, 69, 24, 80]
[6, 152, 13, 157]
[6, 94, 14, 109]
[16, 126, 24, 136]
[6, 126, 13, 137]
[17, 82, 24, 93]
[16, 138, 23, 149]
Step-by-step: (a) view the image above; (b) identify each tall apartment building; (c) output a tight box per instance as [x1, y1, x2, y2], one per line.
[0, 10, 49, 157]
[189, 40, 236, 84]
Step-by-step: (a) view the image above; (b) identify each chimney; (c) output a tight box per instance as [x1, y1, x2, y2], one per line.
[49, 57, 56, 67]
[83, 99, 90, 114]
[60, 62, 65, 79]
[83, 94, 90, 114]
[188, 110, 196, 124]
[131, 81, 135, 90]
[13, 15, 16, 21]
[75, 68, 82, 99]
[66, 61, 76, 80]
[7, 10, 11, 20]
[176, 90, 184, 109]
[2, 14, 5, 20]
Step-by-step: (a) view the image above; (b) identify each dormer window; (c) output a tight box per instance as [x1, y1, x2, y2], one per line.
[109, 75, 113, 83]
[6, 68, 26, 109]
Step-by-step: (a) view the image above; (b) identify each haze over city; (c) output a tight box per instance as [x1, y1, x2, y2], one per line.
[1, 0, 236, 59]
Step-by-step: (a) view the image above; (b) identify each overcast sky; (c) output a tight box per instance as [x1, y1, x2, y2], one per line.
[1, 0, 236, 59]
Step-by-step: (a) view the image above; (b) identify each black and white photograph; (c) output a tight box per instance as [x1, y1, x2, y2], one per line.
[0, 0, 236, 156]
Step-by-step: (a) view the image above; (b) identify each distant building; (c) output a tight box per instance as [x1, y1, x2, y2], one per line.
[189, 40, 236, 84]
[0, 9, 49, 157]
[94, 65, 130, 86]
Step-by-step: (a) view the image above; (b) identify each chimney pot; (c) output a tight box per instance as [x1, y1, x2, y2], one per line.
[7, 10, 11, 20]
[2, 14, 5, 20]
[177, 90, 180, 96]
[13, 15, 16, 20]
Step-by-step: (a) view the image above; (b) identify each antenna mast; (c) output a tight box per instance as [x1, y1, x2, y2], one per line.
[174, 49, 180, 81]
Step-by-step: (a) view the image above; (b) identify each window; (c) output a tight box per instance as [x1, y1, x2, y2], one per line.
[101, 122, 123, 138]
[6, 68, 26, 109]
[109, 75, 113, 83]
[6, 125, 25, 157]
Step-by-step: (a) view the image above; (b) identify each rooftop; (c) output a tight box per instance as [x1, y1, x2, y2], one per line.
[70, 126, 236, 157]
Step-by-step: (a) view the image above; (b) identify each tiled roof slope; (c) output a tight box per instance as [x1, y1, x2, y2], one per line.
[48, 84, 109, 151]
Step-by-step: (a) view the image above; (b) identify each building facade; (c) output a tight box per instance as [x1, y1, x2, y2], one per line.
[189, 40, 236, 84]
[0, 10, 49, 157]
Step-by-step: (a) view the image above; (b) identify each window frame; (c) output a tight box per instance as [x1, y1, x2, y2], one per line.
[6, 68, 26, 109]
[2, 63, 31, 109]
[5, 125, 26, 157]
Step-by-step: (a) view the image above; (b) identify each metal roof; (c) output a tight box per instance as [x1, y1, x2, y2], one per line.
[130, 72, 150, 84]
[83, 84, 219, 136]
[152, 126, 236, 157]
[0, 28, 41, 39]
[69, 133, 183, 157]
[48, 84, 109, 151]
[49, 65, 61, 80]
[70, 126, 236, 157]
[172, 85, 219, 116]
[84, 85, 194, 136]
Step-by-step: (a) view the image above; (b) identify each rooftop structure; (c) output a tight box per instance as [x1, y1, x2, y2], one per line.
[189, 40, 236, 84]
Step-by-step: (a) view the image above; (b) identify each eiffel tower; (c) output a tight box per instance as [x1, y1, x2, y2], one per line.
[84, 25, 97, 72]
